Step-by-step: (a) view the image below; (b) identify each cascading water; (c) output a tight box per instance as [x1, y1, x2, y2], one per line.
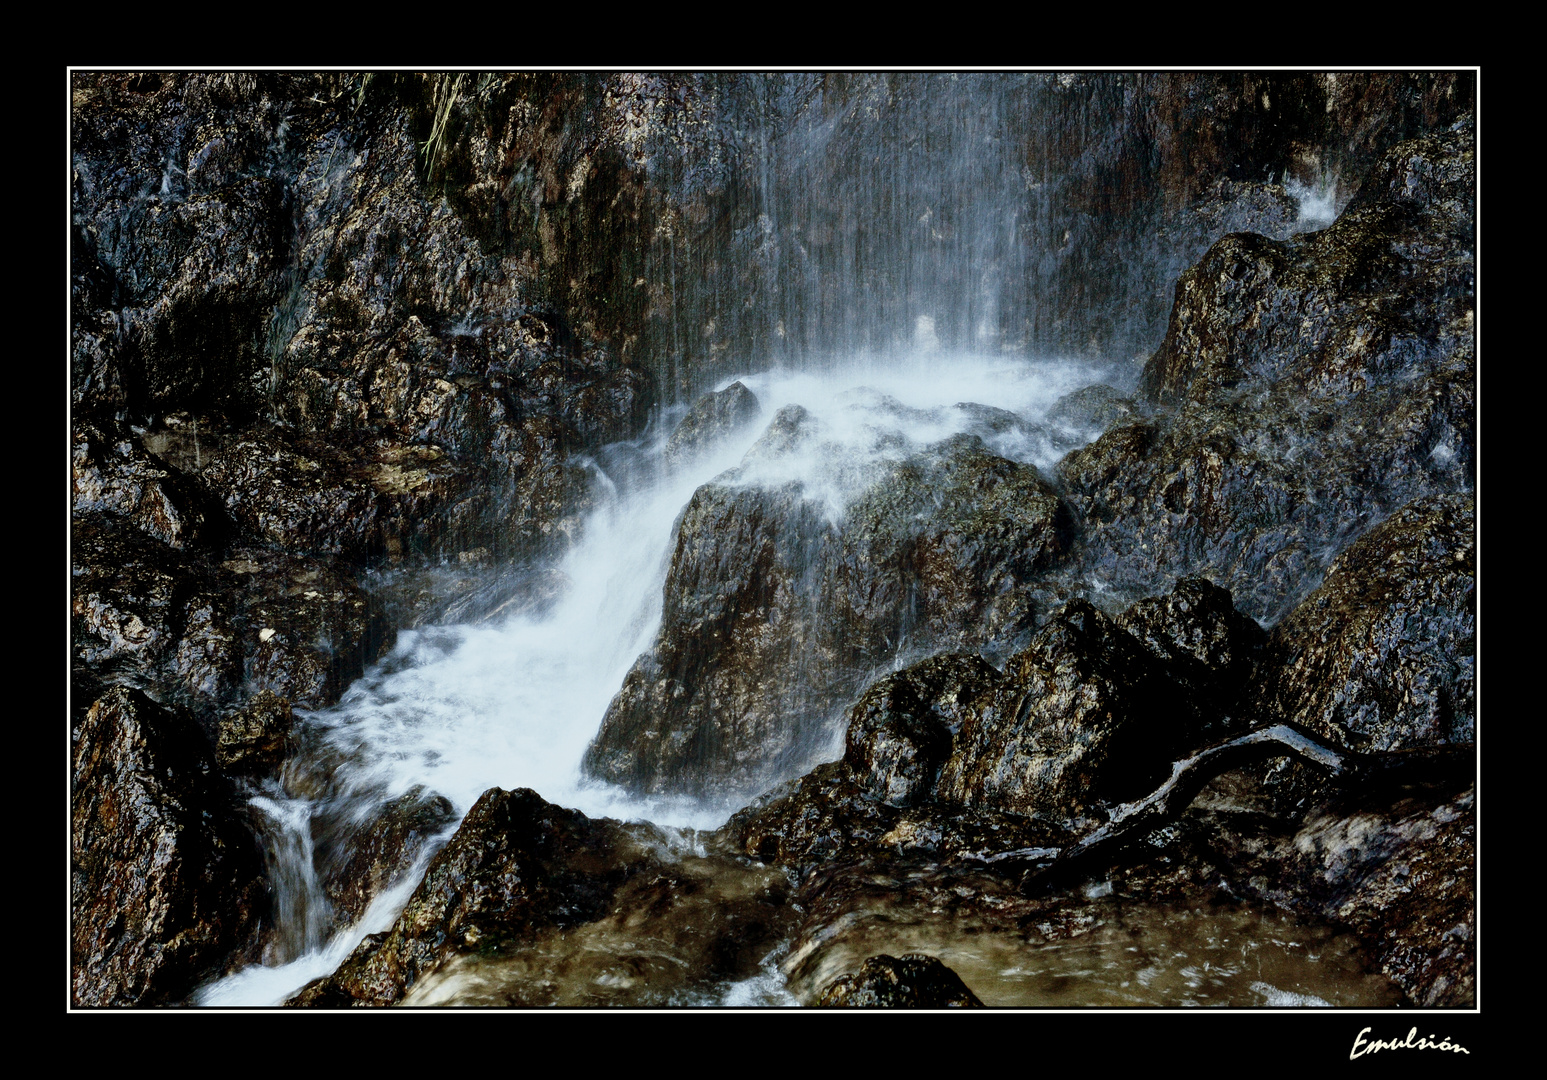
[196, 350, 1117, 1006]
[165, 71, 1458, 1009]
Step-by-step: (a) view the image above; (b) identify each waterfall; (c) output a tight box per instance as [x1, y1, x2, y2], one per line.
[153, 72, 1467, 1009]
[195, 348, 1114, 1006]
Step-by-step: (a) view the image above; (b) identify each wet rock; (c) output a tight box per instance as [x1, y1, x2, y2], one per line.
[304, 788, 655, 1005]
[430, 389, 594, 555]
[819, 953, 984, 1007]
[663, 380, 762, 467]
[512, 353, 656, 449]
[1062, 119, 1474, 623]
[72, 688, 266, 1005]
[73, 421, 224, 550]
[214, 690, 295, 776]
[584, 480, 839, 800]
[586, 431, 1072, 801]
[73, 513, 394, 728]
[1284, 780, 1474, 1006]
[78, 175, 288, 423]
[719, 758, 1064, 878]
[724, 577, 1268, 870]
[233, 547, 394, 709]
[1249, 494, 1474, 751]
[198, 429, 483, 561]
[318, 788, 458, 928]
[938, 598, 1225, 819]
[843, 655, 998, 807]
[294, 787, 793, 1007]
[1045, 384, 1138, 438]
[1114, 575, 1266, 716]
[72, 515, 243, 724]
[830, 434, 1071, 657]
[370, 561, 573, 629]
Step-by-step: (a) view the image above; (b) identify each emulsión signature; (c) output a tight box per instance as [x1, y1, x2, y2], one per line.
[1351, 1027, 1471, 1058]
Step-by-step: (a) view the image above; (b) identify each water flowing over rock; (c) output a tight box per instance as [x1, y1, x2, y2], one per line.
[70, 71, 1475, 1011]
[317, 788, 459, 929]
[585, 427, 1072, 802]
[663, 380, 763, 468]
[292, 787, 791, 1006]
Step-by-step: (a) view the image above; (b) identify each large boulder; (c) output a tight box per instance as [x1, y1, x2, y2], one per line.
[585, 426, 1072, 802]
[293, 787, 790, 1006]
[1249, 494, 1474, 752]
[72, 688, 267, 1005]
[938, 597, 1241, 819]
[1061, 118, 1474, 624]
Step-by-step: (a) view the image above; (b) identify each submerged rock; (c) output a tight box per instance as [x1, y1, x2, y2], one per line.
[818, 953, 984, 1007]
[72, 688, 266, 1005]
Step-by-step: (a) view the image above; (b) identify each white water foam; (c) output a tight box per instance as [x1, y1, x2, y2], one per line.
[1286, 174, 1343, 231]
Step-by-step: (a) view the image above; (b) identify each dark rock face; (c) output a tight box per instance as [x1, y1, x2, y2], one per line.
[72, 688, 267, 1005]
[819, 953, 984, 1007]
[73, 421, 224, 550]
[1250, 494, 1474, 751]
[1063, 119, 1473, 623]
[586, 430, 1071, 801]
[214, 690, 294, 776]
[72, 515, 392, 731]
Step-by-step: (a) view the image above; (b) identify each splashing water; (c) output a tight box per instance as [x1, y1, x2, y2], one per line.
[1286, 174, 1344, 231]
[196, 350, 1117, 1007]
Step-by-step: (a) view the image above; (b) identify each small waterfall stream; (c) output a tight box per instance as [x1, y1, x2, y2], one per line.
[197, 352, 1115, 1006]
[181, 73, 1430, 1009]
